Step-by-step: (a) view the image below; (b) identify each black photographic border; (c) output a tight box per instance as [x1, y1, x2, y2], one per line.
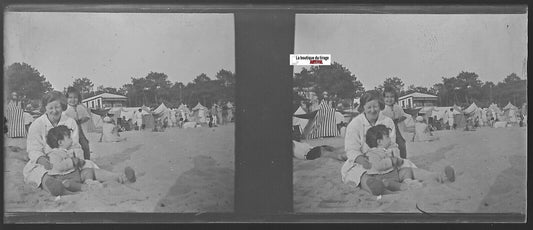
[1, 1, 529, 224]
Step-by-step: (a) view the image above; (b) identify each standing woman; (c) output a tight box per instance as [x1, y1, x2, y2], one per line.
[341, 90, 413, 195]
[381, 87, 409, 159]
[217, 101, 224, 126]
[5, 91, 27, 138]
[63, 87, 92, 160]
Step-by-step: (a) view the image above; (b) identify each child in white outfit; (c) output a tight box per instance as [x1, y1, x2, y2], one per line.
[365, 125, 412, 192]
[45, 125, 88, 192]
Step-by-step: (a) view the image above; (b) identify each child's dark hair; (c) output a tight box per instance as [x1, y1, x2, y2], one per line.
[365, 124, 391, 148]
[46, 125, 72, 149]
[383, 86, 399, 103]
[66, 87, 83, 103]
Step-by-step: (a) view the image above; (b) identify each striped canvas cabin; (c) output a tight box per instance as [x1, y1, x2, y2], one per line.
[304, 100, 339, 139]
[5, 101, 27, 138]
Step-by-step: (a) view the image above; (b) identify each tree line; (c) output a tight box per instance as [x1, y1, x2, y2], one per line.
[5, 61, 527, 111]
[293, 62, 527, 109]
[4, 62, 235, 109]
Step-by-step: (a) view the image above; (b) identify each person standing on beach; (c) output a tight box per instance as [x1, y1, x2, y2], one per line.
[448, 108, 455, 130]
[381, 87, 409, 159]
[135, 109, 143, 131]
[217, 101, 224, 126]
[63, 87, 92, 160]
[5, 91, 27, 138]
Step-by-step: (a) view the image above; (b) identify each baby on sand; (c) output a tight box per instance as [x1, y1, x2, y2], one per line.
[364, 124, 455, 195]
[45, 125, 94, 192]
[46, 125, 136, 194]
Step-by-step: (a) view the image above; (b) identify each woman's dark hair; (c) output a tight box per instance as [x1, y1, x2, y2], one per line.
[365, 124, 391, 148]
[358, 90, 385, 113]
[66, 87, 83, 103]
[383, 86, 399, 102]
[41, 91, 68, 113]
[46, 125, 71, 149]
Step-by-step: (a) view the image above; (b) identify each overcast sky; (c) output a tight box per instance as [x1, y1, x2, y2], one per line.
[4, 12, 235, 91]
[295, 14, 528, 89]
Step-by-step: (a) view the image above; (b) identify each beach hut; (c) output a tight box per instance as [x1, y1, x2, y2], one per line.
[302, 100, 339, 139]
[191, 103, 209, 123]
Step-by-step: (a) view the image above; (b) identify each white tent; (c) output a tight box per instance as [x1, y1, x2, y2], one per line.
[121, 107, 141, 121]
[452, 104, 462, 114]
[177, 104, 190, 113]
[335, 111, 344, 125]
[176, 104, 191, 120]
[153, 103, 169, 116]
[418, 106, 436, 115]
[503, 102, 517, 110]
[192, 103, 209, 123]
[463, 102, 479, 115]
[292, 106, 309, 133]
[87, 112, 104, 133]
[433, 107, 452, 121]
[503, 102, 519, 123]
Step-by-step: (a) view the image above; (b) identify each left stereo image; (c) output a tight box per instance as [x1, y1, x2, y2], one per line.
[4, 11, 235, 213]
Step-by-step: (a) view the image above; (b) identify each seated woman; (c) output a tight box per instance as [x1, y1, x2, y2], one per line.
[23, 91, 135, 196]
[102, 116, 127, 142]
[413, 116, 439, 142]
[342, 91, 453, 196]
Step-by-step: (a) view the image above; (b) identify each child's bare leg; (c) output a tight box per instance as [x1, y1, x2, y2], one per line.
[382, 179, 402, 191]
[62, 180, 82, 192]
[81, 168, 96, 182]
[42, 174, 66, 196]
[94, 168, 123, 183]
[398, 167, 414, 181]
[360, 174, 385, 196]
[413, 165, 455, 183]
[93, 167, 136, 184]
[412, 167, 452, 183]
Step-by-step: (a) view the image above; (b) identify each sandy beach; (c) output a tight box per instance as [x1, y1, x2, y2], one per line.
[294, 126, 527, 213]
[4, 124, 234, 212]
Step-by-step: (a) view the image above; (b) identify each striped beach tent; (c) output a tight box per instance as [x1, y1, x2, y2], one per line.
[5, 100, 26, 137]
[303, 100, 339, 139]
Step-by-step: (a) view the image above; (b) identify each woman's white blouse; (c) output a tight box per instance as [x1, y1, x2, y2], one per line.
[23, 114, 83, 188]
[341, 112, 397, 186]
